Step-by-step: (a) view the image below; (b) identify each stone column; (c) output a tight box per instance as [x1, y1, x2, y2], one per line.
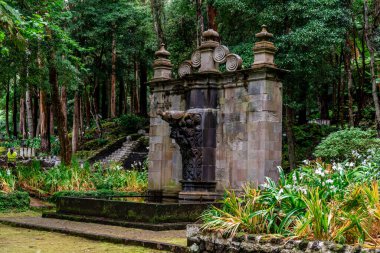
[148, 45, 174, 195]
[247, 26, 282, 185]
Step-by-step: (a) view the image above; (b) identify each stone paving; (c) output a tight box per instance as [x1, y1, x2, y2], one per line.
[0, 217, 187, 252]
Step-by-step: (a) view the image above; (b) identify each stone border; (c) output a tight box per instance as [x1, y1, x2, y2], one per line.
[0, 218, 187, 253]
[43, 212, 190, 231]
[187, 224, 380, 253]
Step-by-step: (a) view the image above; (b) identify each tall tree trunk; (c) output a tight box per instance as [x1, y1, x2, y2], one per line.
[25, 89, 34, 138]
[133, 61, 140, 113]
[139, 62, 148, 116]
[364, 0, 380, 136]
[33, 93, 39, 137]
[85, 94, 91, 128]
[196, 0, 204, 47]
[61, 86, 68, 130]
[39, 90, 50, 152]
[20, 97, 26, 139]
[79, 96, 83, 140]
[50, 104, 54, 135]
[207, 2, 217, 31]
[118, 74, 125, 116]
[13, 77, 18, 138]
[110, 28, 117, 118]
[344, 34, 354, 127]
[6, 80, 10, 138]
[150, 0, 165, 45]
[49, 47, 71, 165]
[72, 92, 80, 153]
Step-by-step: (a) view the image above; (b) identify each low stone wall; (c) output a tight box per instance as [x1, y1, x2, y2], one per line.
[187, 225, 380, 253]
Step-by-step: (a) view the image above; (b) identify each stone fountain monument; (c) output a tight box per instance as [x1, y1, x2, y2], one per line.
[148, 26, 284, 200]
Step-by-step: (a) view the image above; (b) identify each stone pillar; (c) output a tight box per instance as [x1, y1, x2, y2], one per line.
[152, 44, 173, 80]
[252, 25, 277, 68]
[247, 26, 282, 185]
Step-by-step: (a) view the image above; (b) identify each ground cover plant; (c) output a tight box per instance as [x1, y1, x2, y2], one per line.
[0, 159, 148, 197]
[202, 148, 380, 247]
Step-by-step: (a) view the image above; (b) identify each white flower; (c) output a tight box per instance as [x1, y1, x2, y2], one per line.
[349, 162, 355, 167]
[315, 167, 325, 177]
[326, 179, 334, 184]
[330, 186, 337, 192]
[303, 160, 310, 165]
[6, 169, 11, 176]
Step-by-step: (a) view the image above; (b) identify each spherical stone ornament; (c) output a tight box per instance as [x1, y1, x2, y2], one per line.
[213, 45, 229, 63]
[178, 61, 193, 78]
[226, 54, 243, 72]
[191, 50, 201, 68]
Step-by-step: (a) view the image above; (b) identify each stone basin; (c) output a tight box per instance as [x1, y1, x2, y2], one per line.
[43, 196, 218, 231]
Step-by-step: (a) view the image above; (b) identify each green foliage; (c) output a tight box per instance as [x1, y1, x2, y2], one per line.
[283, 124, 336, 169]
[314, 128, 380, 161]
[1, 158, 148, 197]
[202, 153, 380, 245]
[114, 114, 148, 134]
[0, 191, 30, 212]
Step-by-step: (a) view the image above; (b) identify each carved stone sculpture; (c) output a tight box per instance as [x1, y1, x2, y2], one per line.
[158, 110, 203, 181]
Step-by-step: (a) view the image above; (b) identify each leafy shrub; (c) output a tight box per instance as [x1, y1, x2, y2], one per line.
[202, 154, 380, 245]
[314, 128, 380, 161]
[0, 191, 30, 212]
[115, 114, 147, 134]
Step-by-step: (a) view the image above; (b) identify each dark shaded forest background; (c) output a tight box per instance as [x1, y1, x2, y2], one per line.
[0, 0, 379, 168]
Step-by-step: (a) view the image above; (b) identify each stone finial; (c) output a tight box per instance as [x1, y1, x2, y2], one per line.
[153, 43, 173, 80]
[202, 29, 220, 42]
[198, 29, 220, 73]
[252, 25, 277, 67]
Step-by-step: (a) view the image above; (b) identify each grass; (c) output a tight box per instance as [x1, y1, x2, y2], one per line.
[0, 224, 168, 253]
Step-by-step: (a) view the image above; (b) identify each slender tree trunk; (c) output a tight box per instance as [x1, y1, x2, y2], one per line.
[207, 2, 217, 31]
[150, 0, 165, 45]
[49, 47, 71, 165]
[364, 0, 380, 136]
[196, 0, 204, 47]
[118, 74, 125, 116]
[61, 86, 68, 130]
[25, 89, 34, 138]
[6, 80, 10, 138]
[110, 28, 117, 118]
[50, 105, 54, 135]
[133, 61, 140, 113]
[72, 92, 80, 153]
[13, 77, 18, 138]
[33, 93, 39, 137]
[79, 96, 83, 140]
[344, 34, 354, 127]
[139, 62, 148, 116]
[20, 97, 26, 139]
[39, 90, 50, 152]
[85, 95, 91, 128]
